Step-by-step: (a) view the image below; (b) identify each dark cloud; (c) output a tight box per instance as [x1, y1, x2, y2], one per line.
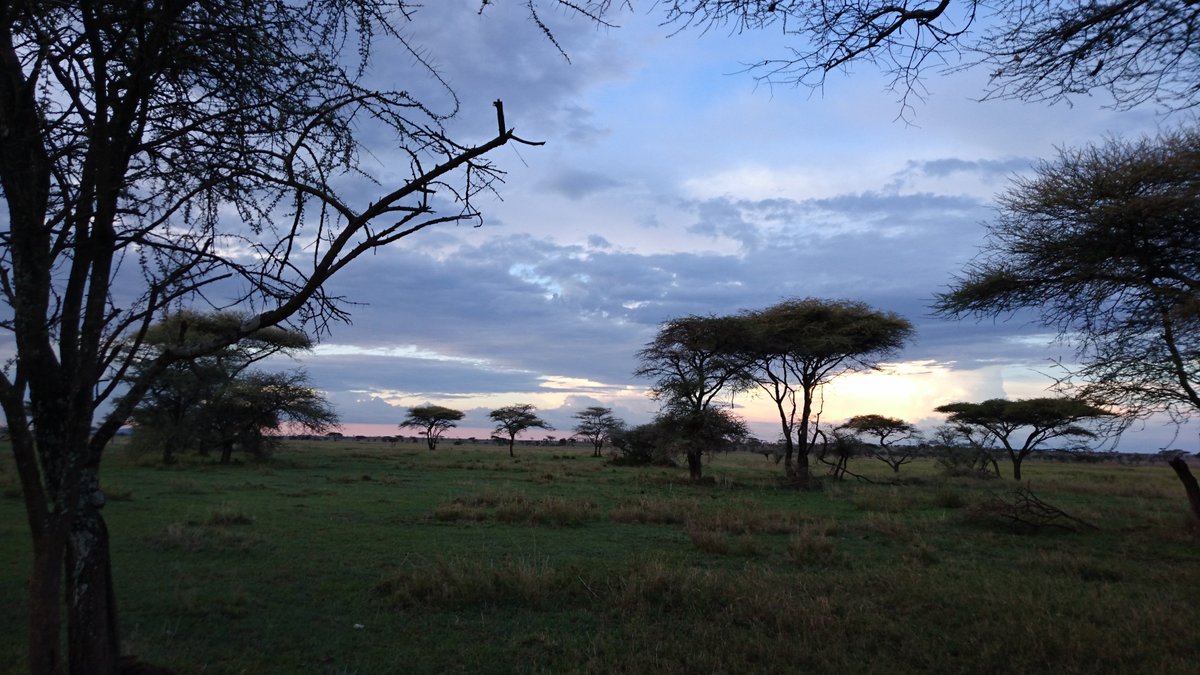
[909, 157, 1033, 179]
[538, 168, 622, 200]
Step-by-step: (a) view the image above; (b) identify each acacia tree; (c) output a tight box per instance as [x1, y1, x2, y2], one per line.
[201, 370, 340, 464]
[400, 405, 466, 451]
[737, 299, 914, 482]
[572, 406, 624, 457]
[129, 312, 316, 464]
[935, 398, 1112, 480]
[635, 315, 752, 481]
[0, 2, 606, 672]
[934, 130, 1200, 425]
[840, 414, 921, 473]
[489, 404, 553, 457]
[659, 1, 1200, 114]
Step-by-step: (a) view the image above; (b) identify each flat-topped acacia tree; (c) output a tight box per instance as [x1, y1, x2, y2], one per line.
[737, 299, 914, 482]
[400, 405, 466, 451]
[0, 2, 607, 672]
[490, 404, 553, 457]
[935, 398, 1112, 480]
[840, 414, 921, 473]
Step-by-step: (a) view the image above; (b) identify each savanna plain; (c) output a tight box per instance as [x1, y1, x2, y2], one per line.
[1, 440, 1198, 674]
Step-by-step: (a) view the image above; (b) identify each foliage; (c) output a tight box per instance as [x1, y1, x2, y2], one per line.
[129, 312, 331, 464]
[202, 371, 340, 463]
[634, 314, 753, 480]
[572, 406, 625, 457]
[657, 404, 749, 477]
[737, 298, 914, 481]
[840, 414, 921, 473]
[935, 398, 1113, 480]
[489, 404, 553, 458]
[609, 421, 680, 467]
[658, 0, 1200, 115]
[635, 315, 752, 413]
[400, 405, 466, 451]
[935, 129, 1200, 426]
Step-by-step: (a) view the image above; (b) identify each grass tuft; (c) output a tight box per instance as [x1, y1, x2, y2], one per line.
[786, 523, 838, 565]
[203, 503, 255, 526]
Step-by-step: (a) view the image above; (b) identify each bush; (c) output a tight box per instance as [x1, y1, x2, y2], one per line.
[609, 422, 678, 467]
[934, 445, 999, 478]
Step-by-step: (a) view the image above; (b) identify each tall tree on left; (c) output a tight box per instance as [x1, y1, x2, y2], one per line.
[0, 2, 601, 672]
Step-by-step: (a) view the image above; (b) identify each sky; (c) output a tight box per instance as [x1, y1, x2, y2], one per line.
[255, 2, 1194, 451]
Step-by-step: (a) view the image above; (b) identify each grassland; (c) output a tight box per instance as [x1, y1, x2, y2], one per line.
[1, 440, 1197, 674]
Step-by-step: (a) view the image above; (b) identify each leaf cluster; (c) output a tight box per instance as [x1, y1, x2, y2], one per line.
[935, 129, 1200, 420]
[657, 0, 1200, 115]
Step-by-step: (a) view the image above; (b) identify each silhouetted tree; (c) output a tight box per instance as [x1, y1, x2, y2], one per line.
[840, 414, 920, 473]
[489, 404, 553, 458]
[935, 130, 1200, 427]
[635, 315, 752, 480]
[935, 398, 1112, 480]
[572, 406, 625, 457]
[205, 371, 339, 464]
[737, 299, 914, 482]
[129, 312, 315, 464]
[400, 405, 466, 451]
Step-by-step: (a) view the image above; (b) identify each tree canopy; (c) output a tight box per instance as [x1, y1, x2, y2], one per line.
[572, 406, 625, 457]
[840, 414, 921, 473]
[635, 314, 752, 480]
[738, 298, 914, 481]
[934, 130, 1200, 425]
[658, 0, 1200, 114]
[400, 405, 466, 451]
[935, 398, 1112, 480]
[489, 404, 553, 458]
[129, 312, 331, 464]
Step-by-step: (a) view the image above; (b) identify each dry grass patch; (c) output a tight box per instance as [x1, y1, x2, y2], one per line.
[432, 502, 488, 522]
[786, 522, 839, 565]
[203, 503, 255, 526]
[610, 496, 697, 524]
[684, 504, 798, 535]
[848, 486, 917, 513]
[684, 523, 763, 556]
[102, 483, 134, 501]
[860, 513, 914, 543]
[153, 522, 259, 553]
[436, 491, 596, 526]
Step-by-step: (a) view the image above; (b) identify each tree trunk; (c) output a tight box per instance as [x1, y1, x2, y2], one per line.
[777, 415, 795, 479]
[27, 525, 67, 675]
[687, 449, 703, 481]
[508, 438, 515, 458]
[794, 390, 813, 483]
[1168, 457, 1200, 522]
[220, 440, 233, 465]
[1012, 454, 1023, 481]
[67, 493, 121, 675]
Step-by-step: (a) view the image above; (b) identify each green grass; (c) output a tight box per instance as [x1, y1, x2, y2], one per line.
[1, 441, 1198, 673]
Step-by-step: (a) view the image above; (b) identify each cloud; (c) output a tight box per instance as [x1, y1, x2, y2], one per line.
[538, 168, 622, 200]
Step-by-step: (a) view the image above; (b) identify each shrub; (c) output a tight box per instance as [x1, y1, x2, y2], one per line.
[608, 422, 679, 467]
